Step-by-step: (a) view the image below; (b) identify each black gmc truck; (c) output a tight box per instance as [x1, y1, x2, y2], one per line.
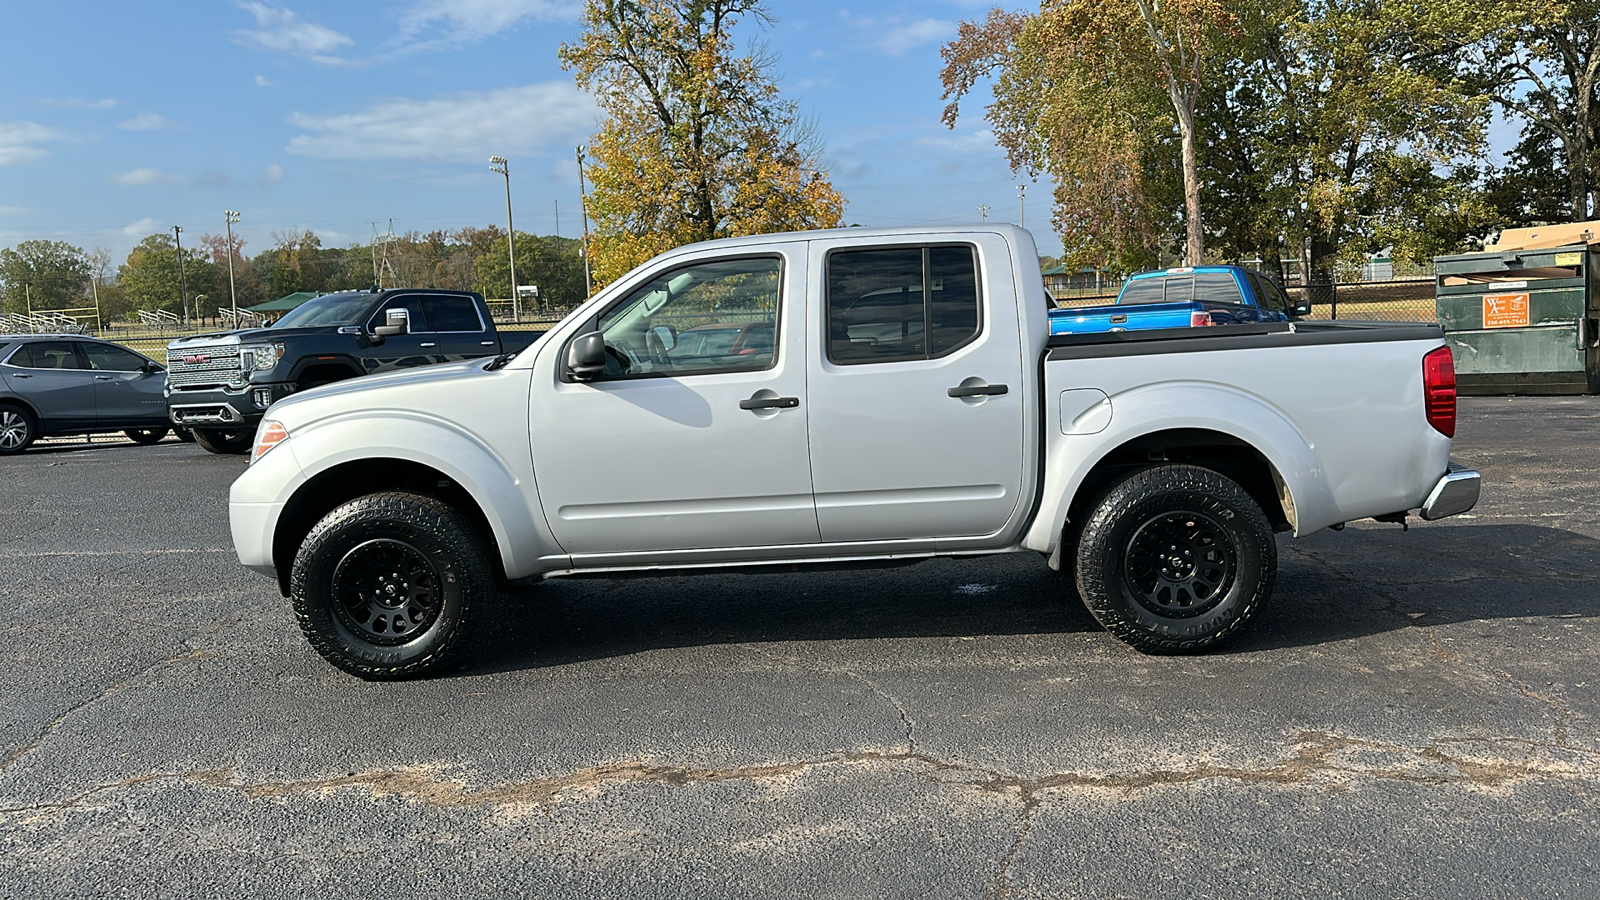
[165, 288, 541, 453]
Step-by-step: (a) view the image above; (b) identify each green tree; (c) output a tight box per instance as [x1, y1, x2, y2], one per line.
[474, 233, 588, 309]
[199, 231, 265, 315]
[561, 0, 845, 286]
[0, 239, 92, 313]
[119, 233, 213, 315]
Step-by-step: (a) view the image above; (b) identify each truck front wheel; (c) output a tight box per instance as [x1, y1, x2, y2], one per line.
[1074, 464, 1276, 654]
[191, 427, 253, 455]
[290, 492, 494, 680]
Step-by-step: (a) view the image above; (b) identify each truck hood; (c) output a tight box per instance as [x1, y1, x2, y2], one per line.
[271, 357, 492, 414]
[169, 327, 333, 347]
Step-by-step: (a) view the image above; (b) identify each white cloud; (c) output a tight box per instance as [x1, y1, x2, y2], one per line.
[392, 0, 579, 52]
[840, 13, 956, 56]
[0, 206, 29, 216]
[37, 97, 116, 110]
[286, 82, 598, 162]
[235, 2, 353, 62]
[119, 113, 172, 131]
[0, 122, 65, 165]
[259, 163, 285, 187]
[255, 74, 274, 87]
[115, 168, 186, 186]
[917, 128, 998, 154]
[123, 217, 159, 236]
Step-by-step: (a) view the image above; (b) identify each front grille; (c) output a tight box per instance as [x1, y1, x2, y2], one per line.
[166, 342, 242, 388]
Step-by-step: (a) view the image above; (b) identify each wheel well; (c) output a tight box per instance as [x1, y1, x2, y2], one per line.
[272, 458, 502, 596]
[294, 363, 360, 389]
[0, 397, 39, 420]
[1066, 428, 1294, 535]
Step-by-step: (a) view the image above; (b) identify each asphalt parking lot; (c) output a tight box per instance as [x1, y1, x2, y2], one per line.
[2, 396, 1598, 899]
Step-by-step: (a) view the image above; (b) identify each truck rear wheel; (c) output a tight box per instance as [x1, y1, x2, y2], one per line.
[290, 492, 494, 680]
[1074, 464, 1276, 653]
[191, 427, 252, 454]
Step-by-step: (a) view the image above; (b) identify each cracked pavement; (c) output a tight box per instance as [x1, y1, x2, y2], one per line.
[2, 396, 1598, 898]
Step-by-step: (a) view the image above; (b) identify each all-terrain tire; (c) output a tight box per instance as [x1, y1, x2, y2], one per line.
[125, 428, 170, 445]
[191, 427, 253, 454]
[290, 492, 495, 680]
[0, 405, 37, 455]
[1075, 464, 1276, 654]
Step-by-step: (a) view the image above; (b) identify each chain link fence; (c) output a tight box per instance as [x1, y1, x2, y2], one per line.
[1052, 277, 1440, 323]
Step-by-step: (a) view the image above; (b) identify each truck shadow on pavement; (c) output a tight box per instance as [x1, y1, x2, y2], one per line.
[468, 523, 1600, 673]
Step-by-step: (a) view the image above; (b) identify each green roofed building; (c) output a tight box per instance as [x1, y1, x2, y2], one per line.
[248, 291, 323, 313]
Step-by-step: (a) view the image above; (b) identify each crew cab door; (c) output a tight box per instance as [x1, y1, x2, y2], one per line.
[804, 234, 1027, 545]
[529, 244, 816, 558]
[419, 294, 497, 361]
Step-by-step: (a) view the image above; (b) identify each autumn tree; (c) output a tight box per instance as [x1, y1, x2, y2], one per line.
[942, 2, 1235, 268]
[198, 231, 264, 314]
[561, 0, 845, 285]
[0, 240, 92, 313]
[1481, 3, 1600, 221]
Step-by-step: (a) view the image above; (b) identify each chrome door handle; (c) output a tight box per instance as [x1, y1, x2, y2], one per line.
[420, 342, 437, 348]
[12, 373, 31, 378]
[95, 375, 113, 381]
[739, 396, 799, 410]
[948, 383, 1008, 398]
[481, 341, 495, 346]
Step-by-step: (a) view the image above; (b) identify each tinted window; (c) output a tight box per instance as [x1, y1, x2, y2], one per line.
[595, 256, 781, 379]
[367, 296, 429, 333]
[1194, 272, 1243, 304]
[827, 245, 980, 364]
[422, 296, 484, 332]
[9, 341, 85, 370]
[273, 293, 374, 328]
[81, 342, 150, 371]
[1162, 274, 1194, 302]
[1248, 273, 1289, 313]
[1119, 278, 1165, 305]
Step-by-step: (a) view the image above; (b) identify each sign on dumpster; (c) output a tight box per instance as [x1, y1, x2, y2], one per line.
[1483, 293, 1531, 328]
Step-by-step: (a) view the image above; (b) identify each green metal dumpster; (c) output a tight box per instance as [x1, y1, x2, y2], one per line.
[1434, 242, 1600, 394]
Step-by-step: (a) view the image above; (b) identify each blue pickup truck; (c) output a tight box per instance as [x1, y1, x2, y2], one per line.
[1049, 265, 1310, 335]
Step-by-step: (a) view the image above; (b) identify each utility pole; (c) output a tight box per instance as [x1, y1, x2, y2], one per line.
[489, 156, 519, 321]
[576, 146, 594, 298]
[554, 199, 560, 238]
[1016, 185, 1026, 229]
[172, 225, 188, 325]
[977, 205, 990, 223]
[224, 210, 241, 326]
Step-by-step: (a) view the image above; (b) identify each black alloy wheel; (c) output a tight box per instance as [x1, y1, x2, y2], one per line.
[291, 492, 494, 679]
[124, 428, 170, 445]
[1074, 464, 1276, 653]
[0, 407, 37, 455]
[191, 427, 253, 455]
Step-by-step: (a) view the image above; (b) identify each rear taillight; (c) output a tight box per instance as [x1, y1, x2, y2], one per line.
[1190, 310, 1215, 327]
[1423, 346, 1456, 437]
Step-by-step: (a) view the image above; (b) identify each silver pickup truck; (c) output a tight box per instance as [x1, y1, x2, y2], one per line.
[228, 225, 1480, 679]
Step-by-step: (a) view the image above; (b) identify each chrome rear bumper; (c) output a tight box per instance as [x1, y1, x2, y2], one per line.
[1420, 463, 1481, 521]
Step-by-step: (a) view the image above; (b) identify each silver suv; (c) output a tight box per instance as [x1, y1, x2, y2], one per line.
[0, 335, 173, 454]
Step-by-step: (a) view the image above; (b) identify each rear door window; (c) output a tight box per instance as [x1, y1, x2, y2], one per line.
[8, 341, 86, 369]
[421, 295, 485, 332]
[826, 245, 980, 364]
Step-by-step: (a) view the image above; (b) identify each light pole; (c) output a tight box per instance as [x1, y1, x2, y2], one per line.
[172, 225, 188, 325]
[575, 146, 593, 298]
[224, 210, 241, 325]
[977, 204, 990, 223]
[489, 156, 519, 321]
[1016, 184, 1026, 229]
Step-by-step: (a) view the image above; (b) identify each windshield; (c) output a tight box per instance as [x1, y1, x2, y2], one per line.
[272, 293, 376, 329]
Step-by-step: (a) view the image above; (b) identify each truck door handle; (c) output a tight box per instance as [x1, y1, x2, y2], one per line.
[420, 342, 437, 348]
[948, 383, 1008, 398]
[481, 341, 495, 346]
[739, 396, 799, 410]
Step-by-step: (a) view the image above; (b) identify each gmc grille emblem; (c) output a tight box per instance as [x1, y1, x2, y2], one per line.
[182, 354, 211, 364]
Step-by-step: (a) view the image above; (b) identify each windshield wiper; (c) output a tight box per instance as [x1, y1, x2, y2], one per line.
[483, 350, 519, 371]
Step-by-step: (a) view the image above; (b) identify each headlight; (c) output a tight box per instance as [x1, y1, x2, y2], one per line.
[241, 342, 285, 371]
[252, 421, 289, 463]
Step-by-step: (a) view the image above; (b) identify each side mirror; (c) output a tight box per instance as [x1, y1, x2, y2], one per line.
[372, 307, 409, 344]
[1291, 300, 1312, 319]
[566, 331, 607, 381]
[140, 362, 163, 375]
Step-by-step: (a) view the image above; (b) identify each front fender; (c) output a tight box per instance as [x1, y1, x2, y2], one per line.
[282, 411, 554, 579]
[1023, 381, 1335, 554]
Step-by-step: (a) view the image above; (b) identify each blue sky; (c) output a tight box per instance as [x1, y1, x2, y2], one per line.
[0, 0, 1048, 265]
